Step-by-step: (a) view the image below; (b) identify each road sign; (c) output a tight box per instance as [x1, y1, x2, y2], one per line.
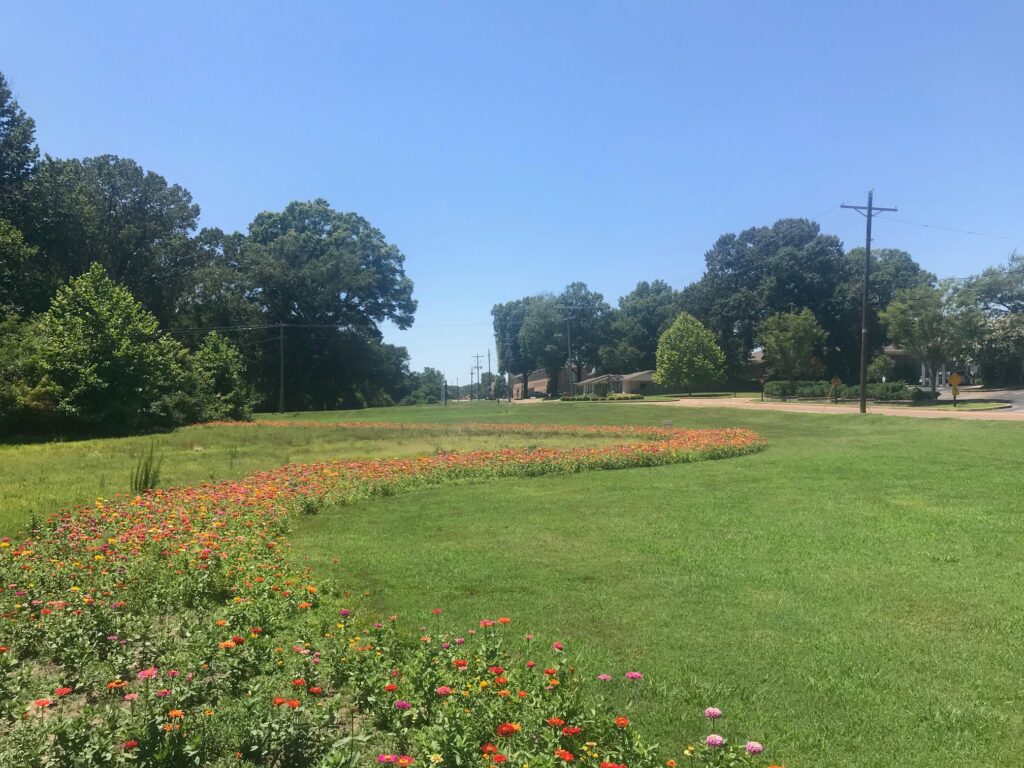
[949, 372, 962, 388]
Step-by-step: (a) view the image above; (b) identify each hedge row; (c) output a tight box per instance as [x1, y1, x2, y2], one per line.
[763, 380, 938, 402]
[560, 393, 645, 401]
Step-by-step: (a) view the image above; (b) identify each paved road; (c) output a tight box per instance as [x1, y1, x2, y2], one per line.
[655, 389, 1024, 421]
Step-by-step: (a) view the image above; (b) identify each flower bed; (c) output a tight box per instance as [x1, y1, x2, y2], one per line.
[0, 423, 774, 766]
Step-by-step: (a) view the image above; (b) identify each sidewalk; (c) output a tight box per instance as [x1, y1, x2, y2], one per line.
[654, 395, 1024, 420]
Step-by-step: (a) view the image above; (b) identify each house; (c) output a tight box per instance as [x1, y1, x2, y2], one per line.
[576, 370, 670, 397]
[510, 366, 575, 398]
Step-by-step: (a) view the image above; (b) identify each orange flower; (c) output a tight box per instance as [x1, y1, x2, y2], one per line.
[615, 716, 630, 728]
[168, 709, 185, 718]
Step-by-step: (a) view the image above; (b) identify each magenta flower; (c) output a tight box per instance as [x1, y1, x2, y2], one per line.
[155, 689, 171, 697]
[394, 700, 411, 710]
[552, 641, 565, 651]
[625, 671, 643, 680]
[596, 673, 613, 681]
[339, 609, 351, 617]
[705, 734, 725, 748]
[137, 667, 158, 680]
[746, 741, 764, 755]
[704, 706, 722, 719]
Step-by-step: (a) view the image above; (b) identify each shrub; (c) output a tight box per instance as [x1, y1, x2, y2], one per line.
[192, 332, 251, 421]
[763, 380, 924, 402]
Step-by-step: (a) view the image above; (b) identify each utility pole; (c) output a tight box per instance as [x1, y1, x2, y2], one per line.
[469, 369, 474, 400]
[841, 190, 897, 414]
[472, 354, 484, 400]
[487, 350, 492, 399]
[556, 305, 583, 396]
[278, 322, 284, 413]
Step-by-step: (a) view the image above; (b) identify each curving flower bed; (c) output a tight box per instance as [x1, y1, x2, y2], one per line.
[0, 423, 775, 767]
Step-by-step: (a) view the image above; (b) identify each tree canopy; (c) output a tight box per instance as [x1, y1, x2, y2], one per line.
[654, 312, 725, 394]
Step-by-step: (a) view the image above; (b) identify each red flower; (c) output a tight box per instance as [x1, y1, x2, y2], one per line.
[286, 699, 301, 708]
[291, 678, 306, 687]
[562, 726, 581, 736]
[555, 748, 575, 762]
[453, 659, 468, 669]
[493, 755, 508, 764]
[496, 722, 521, 737]
[481, 742, 498, 755]
[54, 686, 73, 697]
[546, 717, 565, 727]
[33, 699, 52, 708]
[123, 740, 138, 750]
[488, 666, 505, 675]
[615, 716, 630, 728]
[384, 683, 398, 692]
[273, 697, 286, 706]
[544, 667, 557, 676]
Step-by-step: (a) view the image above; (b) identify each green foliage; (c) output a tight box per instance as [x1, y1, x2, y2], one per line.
[762, 379, 922, 401]
[0, 72, 38, 190]
[130, 442, 163, 493]
[0, 218, 37, 309]
[866, 353, 894, 383]
[760, 308, 827, 380]
[35, 263, 191, 431]
[560, 393, 644, 401]
[492, 297, 536, 398]
[600, 280, 684, 372]
[193, 331, 251, 420]
[559, 281, 611, 380]
[880, 283, 984, 392]
[518, 295, 567, 396]
[974, 314, 1024, 387]
[654, 312, 725, 393]
[960, 250, 1024, 314]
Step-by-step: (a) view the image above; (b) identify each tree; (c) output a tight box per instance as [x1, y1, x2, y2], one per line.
[0, 72, 38, 191]
[35, 263, 192, 431]
[654, 312, 725, 394]
[557, 281, 610, 381]
[600, 280, 682, 372]
[879, 283, 984, 393]
[192, 332, 251, 420]
[975, 314, 1024, 387]
[187, 200, 417, 410]
[760, 309, 827, 380]
[866, 354, 894, 383]
[4, 155, 200, 321]
[518, 295, 566, 396]
[961, 251, 1024, 314]
[680, 219, 850, 381]
[0, 218, 37, 310]
[492, 297, 536, 399]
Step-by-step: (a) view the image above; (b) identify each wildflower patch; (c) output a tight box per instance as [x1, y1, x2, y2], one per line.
[0, 423, 773, 766]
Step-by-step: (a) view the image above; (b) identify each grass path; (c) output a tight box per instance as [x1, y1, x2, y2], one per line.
[284, 402, 1024, 768]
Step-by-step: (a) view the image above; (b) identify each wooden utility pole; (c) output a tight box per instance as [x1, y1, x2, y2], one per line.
[841, 191, 897, 414]
[278, 322, 284, 413]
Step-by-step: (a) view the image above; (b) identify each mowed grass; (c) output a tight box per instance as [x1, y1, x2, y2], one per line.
[4, 401, 1024, 767]
[279, 402, 1024, 768]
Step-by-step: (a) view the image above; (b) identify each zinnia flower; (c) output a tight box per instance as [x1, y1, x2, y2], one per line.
[394, 699, 412, 710]
[705, 734, 725, 748]
[704, 706, 722, 719]
[746, 741, 764, 754]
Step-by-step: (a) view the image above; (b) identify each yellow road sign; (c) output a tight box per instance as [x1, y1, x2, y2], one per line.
[949, 372, 962, 387]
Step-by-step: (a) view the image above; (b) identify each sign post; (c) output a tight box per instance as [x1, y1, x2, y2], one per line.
[828, 376, 842, 404]
[949, 371, 961, 407]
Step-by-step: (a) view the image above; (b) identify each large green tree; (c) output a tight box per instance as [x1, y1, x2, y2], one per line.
[654, 312, 725, 394]
[600, 280, 683, 372]
[879, 283, 984, 393]
[4, 155, 200, 321]
[492, 297, 536, 399]
[558, 281, 610, 382]
[760, 308, 828, 380]
[189, 200, 417, 410]
[0, 72, 38, 191]
[680, 219, 851, 381]
[35, 263, 192, 430]
[960, 251, 1024, 315]
[518, 295, 567, 396]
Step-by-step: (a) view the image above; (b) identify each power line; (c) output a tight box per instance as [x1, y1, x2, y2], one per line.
[873, 214, 1024, 243]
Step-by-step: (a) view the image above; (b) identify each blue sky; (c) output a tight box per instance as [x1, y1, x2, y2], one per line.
[4, 1, 1023, 382]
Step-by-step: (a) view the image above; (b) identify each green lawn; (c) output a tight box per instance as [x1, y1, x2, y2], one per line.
[4, 402, 1024, 767]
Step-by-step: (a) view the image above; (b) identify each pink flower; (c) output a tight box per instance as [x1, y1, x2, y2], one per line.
[705, 734, 725, 748]
[137, 667, 158, 680]
[704, 706, 722, 719]
[394, 700, 411, 709]
[155, 689, 171, 697]
[123, 693, 139, 701]
[746, 741, 764, 755]
[552, 641, 564, 651]
[596, 673, 613, 681]
[625, 671, 643, 680]
[435, 686, 453, 696]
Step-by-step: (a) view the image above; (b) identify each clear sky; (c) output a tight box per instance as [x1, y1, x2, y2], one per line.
[4, 1, 1023, 382]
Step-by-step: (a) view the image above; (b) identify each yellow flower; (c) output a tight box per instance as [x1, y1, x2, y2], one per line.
[429, 756, 443, 765]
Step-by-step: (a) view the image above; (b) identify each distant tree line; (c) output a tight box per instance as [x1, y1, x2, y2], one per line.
[494, 218, 1024, 396]
[0, 71, 442, 433]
